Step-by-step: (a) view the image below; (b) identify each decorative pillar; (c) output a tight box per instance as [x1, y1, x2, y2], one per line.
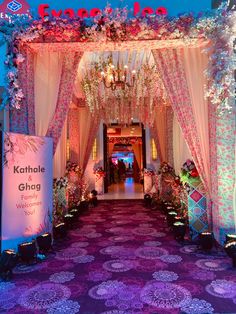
[187, 181, 209, 240]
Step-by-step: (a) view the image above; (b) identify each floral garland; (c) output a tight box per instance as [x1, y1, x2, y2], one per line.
[65, 161, 83, 176]
[94, 167, 106, 182]
[0, 5, 234, 115]
[81, 55, 167, 125]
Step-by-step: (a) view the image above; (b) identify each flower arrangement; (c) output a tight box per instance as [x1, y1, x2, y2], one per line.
[180, 159, 201, 187]
[159, 161, 174, 174]
[53, 177, 68, 223]
[0, 4, 234, 116]
[94, 167, 106, 177]
[181, 159, 199, 177]
[65, 161, 83, 176]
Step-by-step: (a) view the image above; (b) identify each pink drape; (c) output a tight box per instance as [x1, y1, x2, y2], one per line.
[152, 48, 211, 195]
[166, 106, 174, 165]
[173, 114, 192, 174]
[151, 106, 170, 163]
[132, 143, 142, 169]
[78, 107, 100, 172]
[83, 116, 101, 171]
[183, 46, 211, 194]
[150, 126, 163, 163]
[46, 52, 83, 153]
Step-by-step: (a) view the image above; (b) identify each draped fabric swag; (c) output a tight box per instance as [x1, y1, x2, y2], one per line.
[152, 47, 211, 196]
[77, 107, 101, 172]
[53, 118, 68, 178]
[173, 114, 192, 174]
[34, 51, 83, 176]
[45, 52, 83, 154]
[35, 51, 63, 137]
[151, 106, 169, 163]
[182, 46, 211, 194]
[132, 143, 142, 170]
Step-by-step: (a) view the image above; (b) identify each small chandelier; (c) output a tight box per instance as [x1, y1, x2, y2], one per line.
[101, 58, 136, 91]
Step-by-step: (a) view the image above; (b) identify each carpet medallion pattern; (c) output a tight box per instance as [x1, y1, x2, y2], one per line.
[2, 200, 236, 313]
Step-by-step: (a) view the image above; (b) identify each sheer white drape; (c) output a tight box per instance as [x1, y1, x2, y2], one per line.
[78, 107, 100, 171]
[35, 51, 63, 136]
[152, 46, 211, 195]
[78, 107, 90, 168]
[53, 119, 67, 178]
[34, 51, 65, 178]
[183, 46, 211, 194]
[173, 114, 192, 174]
[152, 107, 168, 162]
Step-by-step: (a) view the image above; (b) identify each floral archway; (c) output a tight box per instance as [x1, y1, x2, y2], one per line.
[0, 4, 235, 242]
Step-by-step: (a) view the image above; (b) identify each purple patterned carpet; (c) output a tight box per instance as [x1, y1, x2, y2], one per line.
[3, 200, 236, 314]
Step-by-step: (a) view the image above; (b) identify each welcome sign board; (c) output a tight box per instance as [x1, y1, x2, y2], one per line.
[0, 132, 53, 252]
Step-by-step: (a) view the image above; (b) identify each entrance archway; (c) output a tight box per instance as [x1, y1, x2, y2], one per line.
[4, 8, 235, 243]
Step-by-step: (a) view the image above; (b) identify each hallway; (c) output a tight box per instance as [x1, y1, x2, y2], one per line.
[5, 200, 236, 313]
[99, 178, 144, 200]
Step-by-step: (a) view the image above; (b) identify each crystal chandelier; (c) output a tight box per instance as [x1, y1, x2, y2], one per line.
[80, 50, 168, 126]
[101, 57, 136, 91]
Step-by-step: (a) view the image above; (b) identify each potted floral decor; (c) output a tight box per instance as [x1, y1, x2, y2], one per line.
[143, 168, 155, 193]
[158, 162, 176, 202]
[94, 167, 106, 195]
[53, 177, 68, 224]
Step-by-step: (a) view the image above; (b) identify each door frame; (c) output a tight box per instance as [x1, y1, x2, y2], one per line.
[103, 122, 147, 193]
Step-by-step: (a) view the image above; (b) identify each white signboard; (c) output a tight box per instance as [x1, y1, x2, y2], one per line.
[1, 132, 53, 252]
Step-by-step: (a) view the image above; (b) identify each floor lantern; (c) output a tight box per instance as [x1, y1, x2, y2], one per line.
[199, 232, 214, 251]
[36, 233, 52, 254]
[53, 223, 67, 239]
[64, 214, 75, 229]
[79, 200, 89, 213]
[144, 194, 152, 208]
[224, 241, 236, 268]
[18, 241, 37, 264]
[89, 190, 98, 207]
[0, 249, 18, 280]
[167, 211, 178, 227]
[174, 216, 186, 224]
[173, 222, 186, 242]
[225, 234, 236, 243]
[69, 208, 80, 219]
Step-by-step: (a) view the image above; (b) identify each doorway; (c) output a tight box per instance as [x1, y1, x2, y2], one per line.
[102, 124, 145, 199]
